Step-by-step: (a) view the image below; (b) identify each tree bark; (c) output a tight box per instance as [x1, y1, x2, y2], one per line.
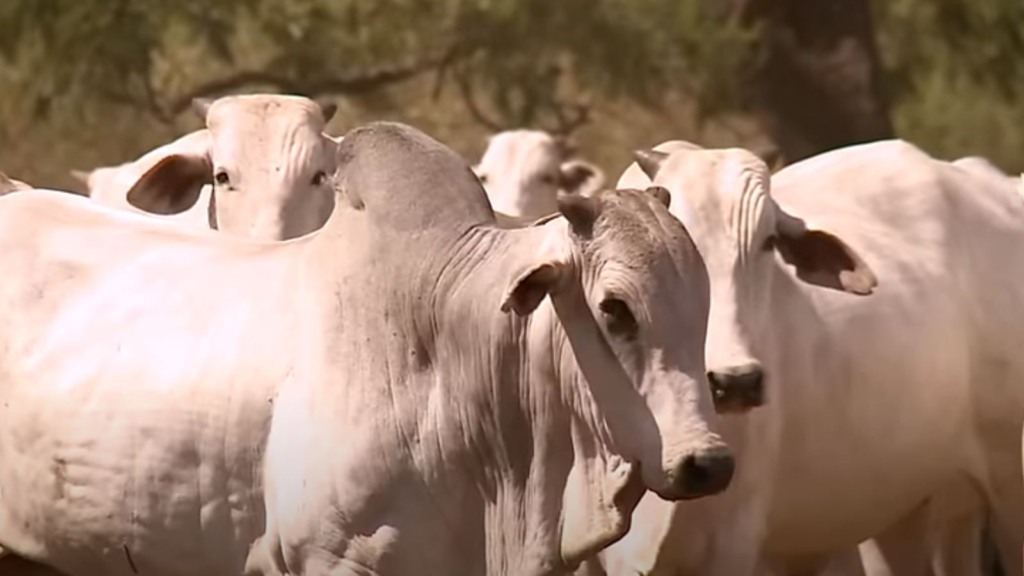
[740, 0, 895, 164]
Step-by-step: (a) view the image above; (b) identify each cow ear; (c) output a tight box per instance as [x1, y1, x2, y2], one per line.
[125, 154, 212, 216]
[559, 159, 604, 195]
[772, 207, 877, 295]
[500, 231, 575, 316]
[500, 262, 566, 316]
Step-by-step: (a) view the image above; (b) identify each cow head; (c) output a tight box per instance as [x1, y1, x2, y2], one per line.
[474, 129, 605, 220]
[122, 94, 341, 240]
[531, 186, 732, 500]
[623, 143, 876, 414]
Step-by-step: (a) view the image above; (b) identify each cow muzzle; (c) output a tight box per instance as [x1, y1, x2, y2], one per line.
[707, 361, 766, 414]
[657, 443, 735, 501]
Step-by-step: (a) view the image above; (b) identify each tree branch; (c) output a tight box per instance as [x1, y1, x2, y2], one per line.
[141, 55, 448, 119]
[452, 68, 505, 132]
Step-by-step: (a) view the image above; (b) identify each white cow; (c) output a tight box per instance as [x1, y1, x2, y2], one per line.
[583, 139, 1024, 576]
[474, 129, 606, 220]
[0, 122, 732, 576]
[72, 94, 341, 240]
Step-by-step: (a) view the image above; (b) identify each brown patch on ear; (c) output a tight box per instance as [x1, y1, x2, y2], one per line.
[125, 154, 212, 216]
[559, 160, 604, 196]
[774, 223, 877, 295]
[645, 185, 671, 209]
[557, 191, 599, 237]
[500, 263, 563, 316]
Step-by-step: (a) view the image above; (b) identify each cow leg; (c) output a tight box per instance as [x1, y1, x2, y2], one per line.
[857, 502, 934, 576]
[981, 437, 1024, 576]
[928, 508, 984, 576]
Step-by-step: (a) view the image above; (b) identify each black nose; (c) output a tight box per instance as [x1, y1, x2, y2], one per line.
[707, 365, 766, 413]
[677, 446, 735, 498]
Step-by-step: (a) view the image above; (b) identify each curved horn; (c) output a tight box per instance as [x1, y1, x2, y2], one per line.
[191, 97, 214, 120]
[314, 97, 338, 124]
[557, 191, 599, 237]
[633, 149, 669, 179]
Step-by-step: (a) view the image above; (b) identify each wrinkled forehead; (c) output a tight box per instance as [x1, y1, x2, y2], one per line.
[207, 101, 330, 166]
[208, 98, 325, 141]
[654, 149, 771, 221]
[588, 191, 702, 283]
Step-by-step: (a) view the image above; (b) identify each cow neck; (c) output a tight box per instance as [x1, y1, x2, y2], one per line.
[292, 213, 572, 574]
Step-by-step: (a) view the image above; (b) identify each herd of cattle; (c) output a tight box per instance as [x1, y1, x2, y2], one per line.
[0, 92, 1020, 576]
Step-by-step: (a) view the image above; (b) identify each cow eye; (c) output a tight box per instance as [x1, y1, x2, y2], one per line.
[540, 174, 558, 185]
[214, 171, 230, 186]
[478, 174, 488, 184]
[599, 298, 638, 339]
[311, 170, 328, 186]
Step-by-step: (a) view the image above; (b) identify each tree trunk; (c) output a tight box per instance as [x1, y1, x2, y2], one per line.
[740, 0, 895, 164]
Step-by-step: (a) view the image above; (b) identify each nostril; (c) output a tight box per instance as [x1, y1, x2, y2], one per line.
[678, 448, 735, 497]
[708, 366, 766, 410]
[746, 369, 764, 392]
[707, 371, 726, 399]
[744, 370, 766, 403]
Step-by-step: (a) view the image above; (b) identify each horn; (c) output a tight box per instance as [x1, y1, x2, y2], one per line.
[314, 97, 338, 124]
[633, 149, 669, 179]
[69, 169, 91, 184]
[191, 97, 214, 120]
[557, 191, 598, 237]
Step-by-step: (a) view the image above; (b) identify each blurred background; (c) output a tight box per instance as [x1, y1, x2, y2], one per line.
[0, 0, 1022, 192]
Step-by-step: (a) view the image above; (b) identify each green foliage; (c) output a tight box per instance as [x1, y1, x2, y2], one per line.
[0, 0, 1022, 186]
[871, 0, 1024, 170]
[0, 0, 752, 131]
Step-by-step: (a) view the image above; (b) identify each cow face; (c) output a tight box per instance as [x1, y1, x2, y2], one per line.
[474, 130, 604, 220]
[632, 146, 876, 414]
[547, 188, 734, 502]
[124, 95, 341, 241]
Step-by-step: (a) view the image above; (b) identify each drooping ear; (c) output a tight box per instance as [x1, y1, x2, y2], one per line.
[772, 206, 877, 295]
[500, 224, 576, 315]
[500, 261, 567, 316]
[633, 149, 669, 179]
[315, 98, 338, 124]
[644, 185, 671, 209]
[125, 154, 213, 216]
[191, 97, 214, 120]
[559, 159, 605, 195]
[557, 190, 600, 237]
